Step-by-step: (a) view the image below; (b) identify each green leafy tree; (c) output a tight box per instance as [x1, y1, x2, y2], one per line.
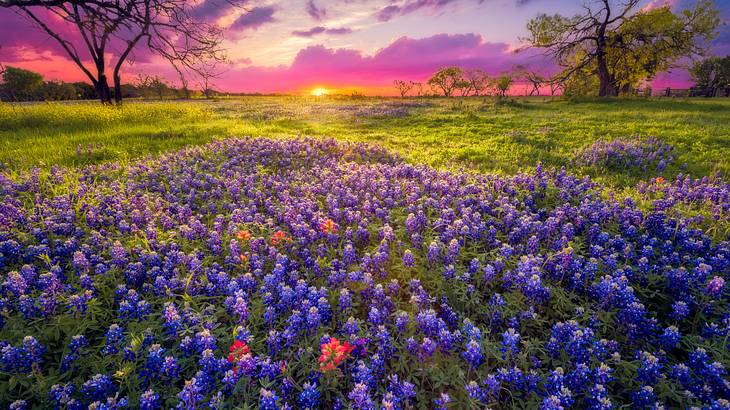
[0, 65, 44, 101]
[42, 80, 78, 101]
[691, 56, 730, 96]
[428, 67, 467, 97]
[492, 74, 514, 97]
[525, 0, 719, 96]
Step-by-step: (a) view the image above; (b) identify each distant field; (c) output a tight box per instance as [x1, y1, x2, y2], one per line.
[2, 96, 730, 187]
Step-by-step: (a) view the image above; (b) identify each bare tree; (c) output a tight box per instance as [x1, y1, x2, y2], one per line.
[547, 76, 565, 96]
[393, 80, 415, 97]
[463, 68, 490, 96]
[515, 66, 546, 96]
[413, 82, 424, 97]
[197, 59, 228, 99]
[0, 0, 241, 103]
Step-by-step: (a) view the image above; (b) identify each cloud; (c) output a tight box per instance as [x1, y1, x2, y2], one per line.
[191, 0, 241, 21]
[292, 26, 353, 37]
[218, 33, 551, 93]
[306, 0, 327, 21]
[229, 6, 276, 31]
[375, 0, 484, 22]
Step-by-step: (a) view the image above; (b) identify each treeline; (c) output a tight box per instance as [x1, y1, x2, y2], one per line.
[0, 65, 226, 102]
[394, 66, 554, 97]
[0, 66, 97, 101]
[398, 53, 730, 98]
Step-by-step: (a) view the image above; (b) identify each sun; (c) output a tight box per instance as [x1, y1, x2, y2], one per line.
[311, 87, 329, 96]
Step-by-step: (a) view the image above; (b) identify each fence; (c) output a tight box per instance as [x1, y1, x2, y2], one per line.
[655, 87, 730, 97]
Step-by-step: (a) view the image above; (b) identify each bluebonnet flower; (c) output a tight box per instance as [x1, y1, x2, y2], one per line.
[348, 383, 375, 410]
[501, 328, 520, 356]
[177, 378, 204, 410]
[298, 382, 320, 409]
[462, 339, 483, 368]
[659, 326, 680, 350]
[671, 301, 690, 321]
[81, 374, 115, 402]
[139, 390, 160, 410]
[434, 393, 451, 410]
[402, 249, 415, 267]
[259, 388, 280, 410]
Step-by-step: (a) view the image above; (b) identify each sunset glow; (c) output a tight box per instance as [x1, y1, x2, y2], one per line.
[0, 0, 727, 94]
[310, 87, 329, 97]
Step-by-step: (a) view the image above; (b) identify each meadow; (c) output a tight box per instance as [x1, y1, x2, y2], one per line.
[0, 97, 729, 409]
[2, 96, 730, 186]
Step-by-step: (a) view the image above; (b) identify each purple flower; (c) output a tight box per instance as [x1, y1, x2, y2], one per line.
[707, 276, 725, 297]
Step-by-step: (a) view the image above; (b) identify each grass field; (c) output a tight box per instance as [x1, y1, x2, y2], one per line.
[2, 97, 730, 408]
[2, 96, 730, 187]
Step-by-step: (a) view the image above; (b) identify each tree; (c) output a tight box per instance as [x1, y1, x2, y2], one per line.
[134, 73, 170, 99]
[428, 67, 467, 97]
[547, 76, 566, 96]
[0, 65, 44, 101]
[515, 65, 546, 96]
[412, 82, 424, 97]
[197, 59, 227, 99]
[393, 80, 415, 97]
[42, 80, 78, 100]
[492, 74, 514, 97]
[463, 68, 490, 96]
[525, 0, 719, 96]
[691, 56, 730, 97]
[1, 0, 241, 103]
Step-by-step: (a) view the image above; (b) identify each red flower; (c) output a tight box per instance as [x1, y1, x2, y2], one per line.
[271, 230, 291, 246]
[228, 340, 250, 364]
[320, 219, 338, 234]
[236, 230, 252, 242]
[239, 253, 249, 265]
[318, 337, 354, 372]
[654, 176, 665, 184]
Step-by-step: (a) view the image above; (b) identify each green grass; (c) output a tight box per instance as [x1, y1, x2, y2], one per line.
[2, 96, 729, 187]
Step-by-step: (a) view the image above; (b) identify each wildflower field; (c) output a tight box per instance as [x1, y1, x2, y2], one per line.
[0, 97, 729, 409]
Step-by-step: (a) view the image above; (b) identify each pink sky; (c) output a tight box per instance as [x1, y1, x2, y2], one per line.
[0, 0, 728, 95]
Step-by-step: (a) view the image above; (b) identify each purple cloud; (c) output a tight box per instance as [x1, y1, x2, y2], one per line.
[191, 0, 240, 21]
[218, 33, 551, 93]
[306, 0, 327, 20]
[292, 26, 353, 37]
[229, 6, 276, 31]
[376, 0, 474, 22]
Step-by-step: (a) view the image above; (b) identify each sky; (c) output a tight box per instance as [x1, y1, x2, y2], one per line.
[0, 0, 728, 95]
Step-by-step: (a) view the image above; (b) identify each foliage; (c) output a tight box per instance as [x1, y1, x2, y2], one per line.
[525, 0, 720, 96]
[0, 66, 44, 101]
[491, 75, 514, 97]
[427, 67, 468, 97]
[691, 55, 730, 96]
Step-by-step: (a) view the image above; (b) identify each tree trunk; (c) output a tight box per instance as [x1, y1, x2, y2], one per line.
[597, 56, 617, 97]
[113, 72, 122, 103]
[96, 73, 112, 104]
